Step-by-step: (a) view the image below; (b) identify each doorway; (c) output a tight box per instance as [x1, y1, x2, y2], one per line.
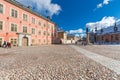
[22, 37, 28, 46]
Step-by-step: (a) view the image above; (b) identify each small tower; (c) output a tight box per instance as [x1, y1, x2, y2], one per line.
[114, 22, 118, 32]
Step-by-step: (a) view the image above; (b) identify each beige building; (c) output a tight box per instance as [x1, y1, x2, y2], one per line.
[56, 31, 67, 44]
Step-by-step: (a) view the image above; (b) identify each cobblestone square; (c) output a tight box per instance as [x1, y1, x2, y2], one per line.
[78, 45, 120, 60]
[0, 45, 120, 80]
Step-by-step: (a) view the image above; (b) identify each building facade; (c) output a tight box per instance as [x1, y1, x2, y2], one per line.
[0, 0, 57, 46]
[66, 34, 76, 44]
[89, 22, 120, 44]
[57, 31, 67, 44]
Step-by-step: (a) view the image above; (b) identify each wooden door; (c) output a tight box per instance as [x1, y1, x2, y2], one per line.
[22, 37, 28, 46]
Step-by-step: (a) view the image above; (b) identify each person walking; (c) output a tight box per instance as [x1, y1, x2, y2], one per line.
[2, 41, 6, 48]
[6, 42, 11, 48]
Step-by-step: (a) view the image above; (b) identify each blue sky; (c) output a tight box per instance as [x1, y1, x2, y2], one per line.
[17, 0, 120, 36]
[52, 0, 120, 33]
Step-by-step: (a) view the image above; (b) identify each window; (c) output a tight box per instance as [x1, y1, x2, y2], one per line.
[44, 23, 46, 27]
[111, 35, 113, 41]
[43, 31, 46, 35]
[38, 22, 41, 26]
[32, 39, 35, 43]
[115, 34, 119, 41]
[102, 36, 104, 40]
[38, 31, 41, 35]
[23, 14, 28, 21]
[48, 33, 50, 36]
[31, 28, 35, 34]
[10, 38, 17, 46]
[23, 26, 27, 33]
[0, 21, 3, 30]
[53, 33, 56, 37]
[0, 38, 3, 46]
[11, 23, 17, 32]
[32, 17, 35, 24]
[11, 9, 18, 18]
[0, 4, 3, 14]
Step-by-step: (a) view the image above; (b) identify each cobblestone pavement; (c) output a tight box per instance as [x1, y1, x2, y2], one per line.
[71, 45, 120, 75]
[0, 45, 120, 80]
[77, 45, 120, 60]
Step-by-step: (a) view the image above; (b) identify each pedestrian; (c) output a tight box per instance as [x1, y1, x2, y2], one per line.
[2, 41, 6, 48]
[6, 42, 11, 48]
[8, 42, 11, 48]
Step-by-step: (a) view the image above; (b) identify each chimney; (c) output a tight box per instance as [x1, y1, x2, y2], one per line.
[27, 6, 32, 9]
[47, 16, 51, 20]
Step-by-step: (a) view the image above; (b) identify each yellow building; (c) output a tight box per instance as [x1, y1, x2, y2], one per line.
[57, 31, 67, 44]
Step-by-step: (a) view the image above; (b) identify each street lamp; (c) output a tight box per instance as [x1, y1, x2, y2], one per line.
[94, 27, 97, 43]
[86, 27, 90, 45]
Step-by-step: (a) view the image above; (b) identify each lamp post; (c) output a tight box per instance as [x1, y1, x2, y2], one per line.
[86, 27, 90, 45]
[94, 27, 97, 43]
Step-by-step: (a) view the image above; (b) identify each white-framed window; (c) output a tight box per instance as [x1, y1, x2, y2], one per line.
[44, 23, 46, 27]
[0, 21, 4, 30]
[38, 21, 41, 26]
[23, 13, 28, 21]
[11, 8, 18, 18]
[10, 38, 18, 46]
[38, 30, 41, 35]
[47, 32, 50, 36]
[0, 3, 3, 14]
[43, 31, 46, 35]
[11, 23, 17, 32]
[32, 17, 35, 24]
[0, 38, 3, 46]
[23, 26, 27, 33]
[31, 28, 35, 34]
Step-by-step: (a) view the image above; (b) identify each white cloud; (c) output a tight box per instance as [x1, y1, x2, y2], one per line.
[16, 0, 61, 17]
[86, 16, 116, 31]
[67, 28, 86, 37]
[103, 0, 110, 5]
[75, 34, 80, 37]
[96, 0, 112, 9]
[75, 33, 85, 37]
[97, 3, 103, 8]
[69, 28, 83, 34]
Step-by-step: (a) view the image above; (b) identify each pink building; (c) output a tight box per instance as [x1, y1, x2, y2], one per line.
[0, 0, 57, 46]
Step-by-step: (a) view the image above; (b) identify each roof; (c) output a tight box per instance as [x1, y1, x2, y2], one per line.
[96, 22, 120, 35]
[5, 0, 56, 24]
[57, 30, 66, 33]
